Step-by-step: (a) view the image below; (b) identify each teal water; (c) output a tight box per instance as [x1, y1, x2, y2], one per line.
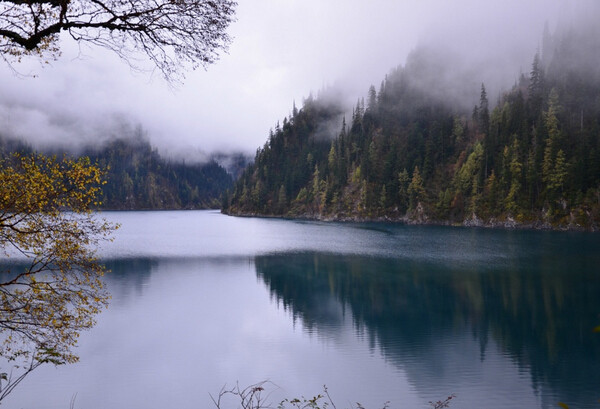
[5, 210, 600, 409]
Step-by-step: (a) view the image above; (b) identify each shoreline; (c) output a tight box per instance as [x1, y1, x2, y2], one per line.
[222, 210, 599, 232]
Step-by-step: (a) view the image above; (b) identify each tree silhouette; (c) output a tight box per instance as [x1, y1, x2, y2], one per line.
[0, 0, 237, 81]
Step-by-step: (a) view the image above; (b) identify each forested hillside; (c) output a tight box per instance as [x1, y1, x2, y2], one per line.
[223, 25, 600, 230]
[0, 135, 233, 210]
[85, 138, 233, 209]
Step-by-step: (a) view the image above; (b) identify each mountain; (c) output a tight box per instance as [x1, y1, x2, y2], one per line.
[0, 135, 234, 210]
[85, 137, 233, 209]
[222, 25, 600, 230]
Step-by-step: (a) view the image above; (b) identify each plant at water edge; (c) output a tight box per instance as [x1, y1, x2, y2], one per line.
[211, 381, 453, 409]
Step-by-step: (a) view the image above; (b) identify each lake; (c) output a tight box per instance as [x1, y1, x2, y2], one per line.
[6, 210, 600, 409]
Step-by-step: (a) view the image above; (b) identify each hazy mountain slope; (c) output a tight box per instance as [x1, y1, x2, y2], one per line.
[223, 26, 600, 230]
[0, 135, 234, 210]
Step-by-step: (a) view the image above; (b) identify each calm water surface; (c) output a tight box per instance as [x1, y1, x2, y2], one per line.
[7, 210, 600, 409]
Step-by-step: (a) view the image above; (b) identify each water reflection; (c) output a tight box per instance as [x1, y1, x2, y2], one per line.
[103, 258, 156, 302]
[255, 251, 600, 408]
[3, 209, 600, 409]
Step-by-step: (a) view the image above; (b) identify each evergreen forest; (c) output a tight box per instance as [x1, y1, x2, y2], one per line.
[0, 135, 234, 210]
[223, 25, 600, 230]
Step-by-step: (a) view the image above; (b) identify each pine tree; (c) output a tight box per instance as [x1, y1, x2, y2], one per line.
[542, 89, 561, 198]
[408, 166, 426, 210]
[397, 169, 410, 213]
[367, 85, 378, 112]
[541, 21, 553, 66]
[277, 185, 287, 213]
[379, 184, 387, 211]
[479, 83, 490, 134]
[525, 148, 538, 208]
[378, 80, 385, 108]
[550, 149, 568, 197]
[529, 52, 545, 120]
[483, 170, 499, 215]
[505, 139, 523, 215]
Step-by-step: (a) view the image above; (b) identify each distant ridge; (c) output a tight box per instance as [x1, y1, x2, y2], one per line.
[0, 134, 234, 210]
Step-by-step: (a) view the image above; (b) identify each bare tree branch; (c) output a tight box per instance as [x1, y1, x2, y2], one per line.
[0, 0, 237, 81]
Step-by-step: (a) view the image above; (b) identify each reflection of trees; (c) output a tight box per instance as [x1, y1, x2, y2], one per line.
[0, 258, 156, 307]
[101, 259, 157, 304]
[255, 251, 600, 406]
[256, 253, 348, 334]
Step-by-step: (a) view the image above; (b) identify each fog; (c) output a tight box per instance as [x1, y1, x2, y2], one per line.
[0, 0, 593, 158]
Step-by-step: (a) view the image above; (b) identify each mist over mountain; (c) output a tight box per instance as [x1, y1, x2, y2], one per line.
[86, 138, 234, 210]
[0, 133, 235, 210]
[0, 0, 579, 158]
[223, 16, 600, 230]
[1, 0, 597, 219]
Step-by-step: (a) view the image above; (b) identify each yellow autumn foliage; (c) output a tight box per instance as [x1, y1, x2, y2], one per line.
[0, 153, 117, 398]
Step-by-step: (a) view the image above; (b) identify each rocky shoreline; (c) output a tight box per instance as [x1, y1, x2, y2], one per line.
[222, 208, 599, 232]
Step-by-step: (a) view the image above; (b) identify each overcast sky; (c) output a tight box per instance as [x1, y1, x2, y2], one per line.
[0, 0, 587, 158]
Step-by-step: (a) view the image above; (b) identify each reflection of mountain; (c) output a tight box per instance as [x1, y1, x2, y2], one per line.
[103, 258, 157, 303]
[255, 251, 600, 407]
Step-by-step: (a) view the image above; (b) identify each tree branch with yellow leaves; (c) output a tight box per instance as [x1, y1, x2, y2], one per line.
[0, 153, 117, 402]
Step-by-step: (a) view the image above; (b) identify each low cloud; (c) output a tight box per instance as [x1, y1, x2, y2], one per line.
[0, 0, 591, 158]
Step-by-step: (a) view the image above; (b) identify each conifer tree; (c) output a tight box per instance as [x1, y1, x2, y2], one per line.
[529, 52, 546, 120]
[479, 83, 490, 134]
[397, 169, 410, 213]
[542, 88, 561, 200]
[367, 85, 378, 112]
[379, 185, 387, 211]
[408, 166, 426, 210]
[277, 185, 287, 213]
